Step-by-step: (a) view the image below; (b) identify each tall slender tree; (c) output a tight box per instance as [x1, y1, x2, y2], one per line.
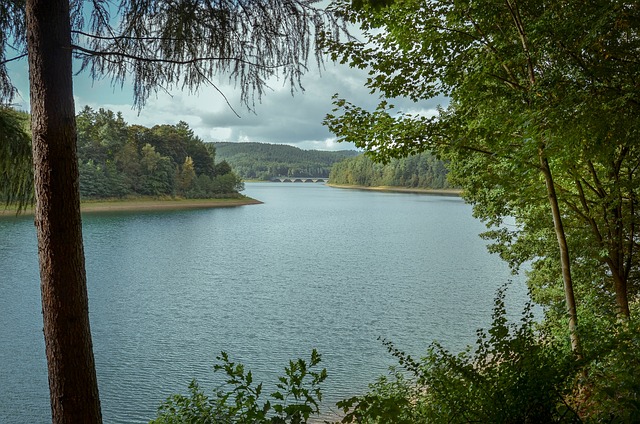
[1, 1, 346, 422]
[324, 0, 640, 351]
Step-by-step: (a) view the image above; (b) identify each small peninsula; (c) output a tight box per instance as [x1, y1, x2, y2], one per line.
[0, 197, 262, 216]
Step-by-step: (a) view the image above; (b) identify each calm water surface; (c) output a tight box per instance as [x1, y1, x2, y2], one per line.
[0, 183, 529, 423]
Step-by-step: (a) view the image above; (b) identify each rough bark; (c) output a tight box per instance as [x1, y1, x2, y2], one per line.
[26, 0, 102, 422]
[611, 182, 631, 318]
[612, 271, 630, 319]
[573, 175, 631, 319]
[539, 150, 581, 356]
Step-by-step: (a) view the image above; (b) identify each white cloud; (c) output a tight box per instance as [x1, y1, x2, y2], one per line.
[8, 52, 447, 152]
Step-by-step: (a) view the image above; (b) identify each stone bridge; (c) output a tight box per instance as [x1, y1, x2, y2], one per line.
[270, 177, 327, 183]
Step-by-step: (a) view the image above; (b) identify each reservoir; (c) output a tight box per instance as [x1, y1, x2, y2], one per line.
[0, 182, 529, 423]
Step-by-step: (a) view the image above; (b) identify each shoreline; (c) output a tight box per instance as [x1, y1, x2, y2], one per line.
[0, 196, 263, 216]
[328, 183, 462, 196]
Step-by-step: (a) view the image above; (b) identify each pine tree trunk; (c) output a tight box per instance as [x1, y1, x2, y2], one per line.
[539, 150, 581, 356]
[26, 0, 103, 422]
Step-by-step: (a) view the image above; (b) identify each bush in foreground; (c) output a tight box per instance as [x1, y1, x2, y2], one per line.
[153, 288, 640, 423]
[151, 350, 326, 424]
[338, 287, 580, 423]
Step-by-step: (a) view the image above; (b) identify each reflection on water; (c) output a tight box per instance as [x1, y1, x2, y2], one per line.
[0, 183, 528, 423]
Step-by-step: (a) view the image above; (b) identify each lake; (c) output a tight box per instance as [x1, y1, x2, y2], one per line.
[0, 182, 529, 423]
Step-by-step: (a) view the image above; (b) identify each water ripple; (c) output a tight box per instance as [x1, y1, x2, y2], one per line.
[0, 184, 529, 423]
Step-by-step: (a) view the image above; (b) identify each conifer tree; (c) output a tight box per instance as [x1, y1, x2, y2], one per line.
[0, 1, 345, 422]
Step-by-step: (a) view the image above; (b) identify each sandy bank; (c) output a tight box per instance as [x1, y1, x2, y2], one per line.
[0, 197, 263, 216]
[328, 184, 462, 196]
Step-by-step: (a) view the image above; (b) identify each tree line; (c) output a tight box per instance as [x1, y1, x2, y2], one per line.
[328, 151, 450, 189]
[213, 141, 358, 180]
[76, 106, 243, 199]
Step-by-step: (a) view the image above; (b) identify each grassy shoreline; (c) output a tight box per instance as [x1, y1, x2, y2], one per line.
[328, 183, 462, 196]
[0, 196, 263, 216]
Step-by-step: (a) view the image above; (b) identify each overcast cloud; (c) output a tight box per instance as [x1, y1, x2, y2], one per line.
[9, 53, 446, 151]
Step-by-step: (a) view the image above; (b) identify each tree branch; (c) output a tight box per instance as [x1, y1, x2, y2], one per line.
[72, 29, 206, 43]
[71, 44, 287, 69]
[0, 53, 28, 65]
[505, 0, 535, 85]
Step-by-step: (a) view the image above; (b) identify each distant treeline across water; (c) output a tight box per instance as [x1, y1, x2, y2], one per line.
[329, 152, 451, 189]
[213, 142, 452, 190]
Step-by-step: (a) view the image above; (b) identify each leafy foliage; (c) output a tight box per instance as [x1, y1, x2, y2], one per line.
[0, 107, 32, 210]
[75, 106, 244, 199]
[152, 349, 327, 424]
[337, 286, 581, 423]
[151, 290, 640, 424]
[579, 319, 640, 422]
[323, 0, 640, 326]
[213, 142, 359, 180]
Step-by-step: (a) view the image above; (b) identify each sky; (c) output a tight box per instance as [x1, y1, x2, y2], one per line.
[7, 41, 444, 152]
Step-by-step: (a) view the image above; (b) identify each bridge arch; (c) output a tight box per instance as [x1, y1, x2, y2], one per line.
[270, 177, 327, 183]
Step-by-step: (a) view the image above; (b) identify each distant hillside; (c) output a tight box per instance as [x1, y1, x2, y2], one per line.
[212, 142, 359, 180]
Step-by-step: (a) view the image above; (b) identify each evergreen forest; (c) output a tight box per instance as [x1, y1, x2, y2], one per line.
[213, 141, 358, 180]
[76, 107, 243, 199]
[328, 152, 451, 189]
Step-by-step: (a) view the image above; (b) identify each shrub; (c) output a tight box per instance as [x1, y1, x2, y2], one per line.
[152, 349, 326, 424]
[337, 286, 581, 423]
[578, 317, 640, 422]
[152, 288, 640, 423]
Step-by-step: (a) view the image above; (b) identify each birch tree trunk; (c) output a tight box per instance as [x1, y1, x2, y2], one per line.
[539, 150, 581, 356]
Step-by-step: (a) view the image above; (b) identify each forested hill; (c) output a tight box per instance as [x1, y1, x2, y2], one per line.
[212, 142, 359, 180]
[76, 106, 243, 199]
[329, 152, 452, 189]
